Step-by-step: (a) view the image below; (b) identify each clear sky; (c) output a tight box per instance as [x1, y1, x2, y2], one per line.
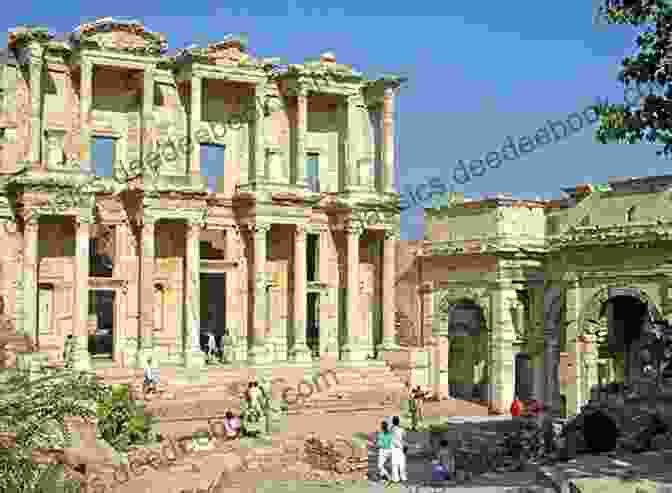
[4, 0, 665, 239]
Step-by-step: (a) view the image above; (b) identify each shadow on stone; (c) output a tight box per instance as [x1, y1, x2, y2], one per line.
[582, 410, 618, 454]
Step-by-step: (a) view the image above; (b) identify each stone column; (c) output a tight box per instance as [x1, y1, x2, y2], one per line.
[295, 87, 307, 186]
[382, 87, 395, 193]
[346, 95, 359, 187]
[184, 220, 204, 368]
[249, 223, 271, 364]
[341, 223, 364, 361]
[22, 216, 39, 347]
[564, 278, 582, 415]
[543, 286, 563, 419]
[490, 284, 517, 414]
[255, 84, 266, 182]
[291, 225, 311, 361]
[137, 219, 155, 366]
[378, 229, 399, 353]
[142, 66, 155, 175]
[319, 227, 338, 357]
[27, 44, 44, 165]
[79, 59, 93, 172]
[582, 334, 599, 401]
[189, 74, 201, 177]
[72, 217, 91, 370]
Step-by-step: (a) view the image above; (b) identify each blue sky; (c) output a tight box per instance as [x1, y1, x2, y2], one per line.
[5, 0, 665, 239]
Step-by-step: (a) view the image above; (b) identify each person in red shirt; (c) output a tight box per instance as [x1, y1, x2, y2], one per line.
[510, 395, 523, 417]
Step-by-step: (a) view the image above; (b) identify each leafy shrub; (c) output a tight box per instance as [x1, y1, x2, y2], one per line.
[96, 384, 157, 452]
[0, 367, 108, 493]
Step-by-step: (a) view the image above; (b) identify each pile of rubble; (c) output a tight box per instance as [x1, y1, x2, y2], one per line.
[303, 435, 367, 474]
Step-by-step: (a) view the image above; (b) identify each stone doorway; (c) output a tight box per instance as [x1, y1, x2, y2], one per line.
[88, 289, 115, 360]
[603, 293, 653, 386]
[200, 273, 226, 352]
[446, 300, 488, 402]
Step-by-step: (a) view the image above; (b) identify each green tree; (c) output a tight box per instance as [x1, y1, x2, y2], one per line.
[594, 1, 672, 156]
[0, 367, 107, 493]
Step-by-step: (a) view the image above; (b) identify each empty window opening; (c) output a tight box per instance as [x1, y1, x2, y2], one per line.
[200, 144, 225, 192]
[306, 152, 320, 192]
[91, 136, 116, 177]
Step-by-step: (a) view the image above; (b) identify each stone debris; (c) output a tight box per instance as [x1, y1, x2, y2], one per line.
[303, 435, 367, 473]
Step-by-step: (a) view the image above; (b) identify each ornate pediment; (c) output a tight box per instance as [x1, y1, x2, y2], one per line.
[69, 18, 167, 55]
[173, 35, 263, 69]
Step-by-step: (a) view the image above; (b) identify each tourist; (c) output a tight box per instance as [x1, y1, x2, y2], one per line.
[206, 332, 217, 363]
[376, 420, 393, 482]
[510, 395, 523, 417]
[63, 334, 74, 369]
[390, 416, 408, 483]
[431, 439, 455, 481]
[143, 357, 160, 394]
[413, 386, 425, 422]
[223, 410, 241, 439]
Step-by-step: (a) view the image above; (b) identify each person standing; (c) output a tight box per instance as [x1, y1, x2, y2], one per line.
[390, 416, 408, 483]
[206, 332, 217, 363]
[510, 395, 523, 417]
[376, 421, 393, 482]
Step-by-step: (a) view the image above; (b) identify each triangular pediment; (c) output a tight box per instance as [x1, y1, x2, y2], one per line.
[69, 17, 167, 55]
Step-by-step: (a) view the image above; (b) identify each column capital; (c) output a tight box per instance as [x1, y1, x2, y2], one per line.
[251, 222, 271, 235]
[80, 58, 93, 74]
[140, 219, 156, 232]
[186, 222, 201, 238]
[75, 215, 95, 227]
[23, 216, 39, 232]
[295, 224, 308, 238]
[384, 229, 399, 241]
[345, 222, 364, 237]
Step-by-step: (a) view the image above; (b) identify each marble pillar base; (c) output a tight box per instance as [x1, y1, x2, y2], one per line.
[289, 342, 312, 362]
[340, 343, 368, 362]
[248, 343, 272, 365]
[185, 349, 205, 369]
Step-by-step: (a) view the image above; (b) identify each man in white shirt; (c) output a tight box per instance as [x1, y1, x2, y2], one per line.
[390, 416, 408, 482]
[143, 357, 159, 394]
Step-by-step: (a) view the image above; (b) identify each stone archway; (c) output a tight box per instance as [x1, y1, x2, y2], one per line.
[437, 293, 490, 402]
[578, 286, 662, 391]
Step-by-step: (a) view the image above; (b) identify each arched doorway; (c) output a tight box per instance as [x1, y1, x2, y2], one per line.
[446, 299, 488, 402]
[581, 287, 661, 390]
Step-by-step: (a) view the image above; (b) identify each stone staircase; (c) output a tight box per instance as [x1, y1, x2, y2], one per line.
[89, 362, 407, 420]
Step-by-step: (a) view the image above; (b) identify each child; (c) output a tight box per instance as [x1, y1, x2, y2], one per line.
[432, 439, 455, 481]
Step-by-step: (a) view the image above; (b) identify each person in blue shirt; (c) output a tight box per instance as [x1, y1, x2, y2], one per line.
[377, 420, 393, 481]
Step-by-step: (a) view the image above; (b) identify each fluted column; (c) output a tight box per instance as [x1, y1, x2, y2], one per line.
[378, 229, 399, 353]
[490, 284, 517, 414]
[189, 74, 201, 177]
[72, 217, 91, 370]
[564, 277, 582, 415]
[291, 225, 311, 361]
[255, 84, 266, 182]
[249, 223, 271, 364]
[346, 95, 359, 187]
[22, 216, 39, 347]
[27, 44, 44, 165]
[136, 219, 155, 366]
[382, 87, 395, 193]
[79, 59, 93, 172]
[320, 227, 338, 357]
[184, 220, 204, 368]
[341, 223, 364, 361]
[295, 87, 307, 186]
[142, 66, 155, 174]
